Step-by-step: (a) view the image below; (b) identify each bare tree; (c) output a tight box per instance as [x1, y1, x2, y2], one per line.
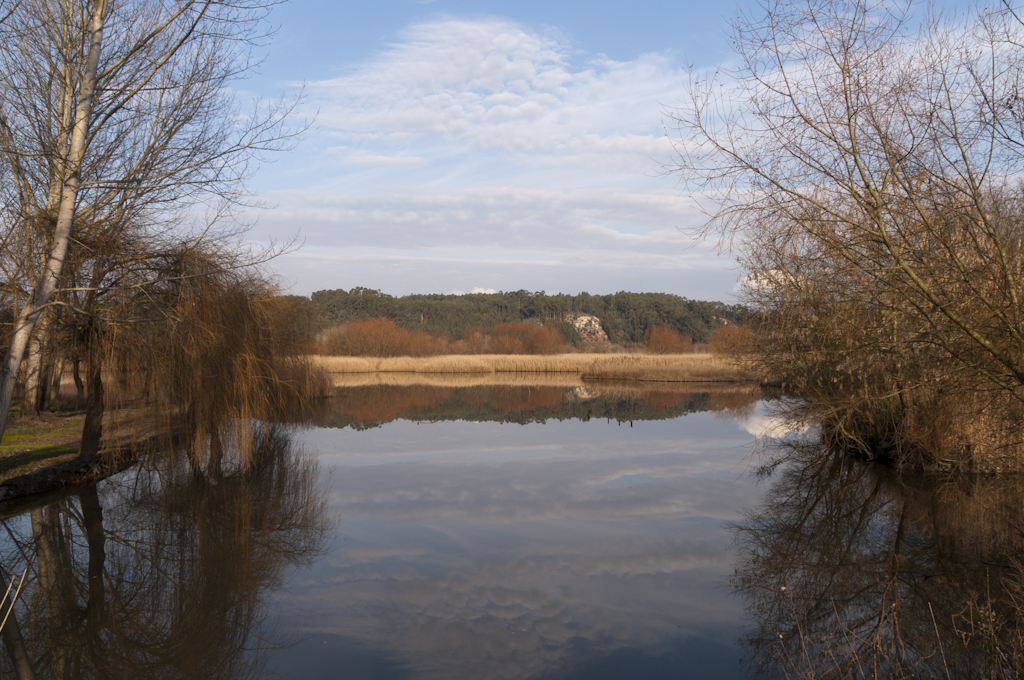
[0, 0, 299, 440]
[669, 0, 1024, 466]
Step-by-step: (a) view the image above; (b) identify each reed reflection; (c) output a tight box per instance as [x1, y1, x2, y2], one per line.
[312, 383, 762, 429]
[733, 442, 1024, 679]
[0, 426, 331, 680]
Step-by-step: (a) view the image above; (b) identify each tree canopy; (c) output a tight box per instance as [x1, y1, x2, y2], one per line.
[308, 288, 749, 346]
[669, 0, 1024, 469]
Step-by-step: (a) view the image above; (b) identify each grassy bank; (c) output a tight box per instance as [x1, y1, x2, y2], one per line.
[0, 400, 170, 507]
[0, 410, 83, 483]
[312, 353, 752, 383]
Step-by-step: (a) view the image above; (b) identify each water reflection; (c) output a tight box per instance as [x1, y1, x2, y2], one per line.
[0, 385, 768, 679]
[271, 390, 767, 679]
[0, 426, 330, 679]
[733, 441, 1024, 679]
[309, 383, 761, 429]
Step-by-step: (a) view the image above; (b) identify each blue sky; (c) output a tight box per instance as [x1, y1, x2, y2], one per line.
[243, 0, 753, 300]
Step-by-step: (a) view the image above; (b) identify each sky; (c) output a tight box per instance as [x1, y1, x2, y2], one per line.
[241, 0, 754, 300]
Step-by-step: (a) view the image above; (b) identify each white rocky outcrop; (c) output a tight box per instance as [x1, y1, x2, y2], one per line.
[566, 314, 609, 344]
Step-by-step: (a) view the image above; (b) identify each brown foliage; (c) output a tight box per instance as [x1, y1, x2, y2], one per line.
[318, 319, 563, 357]
[644, 326, 693, 354]
[485, 322, 564, 355]
[263, 296, 329, 353]
[668, 0, 1024, 469]
[102, 248, 330, 470]
[708, 324, 752, 356]
[318, 318, 450, 358]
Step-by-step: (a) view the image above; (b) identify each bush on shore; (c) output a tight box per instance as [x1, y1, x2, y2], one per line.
[316, 319, 565, 357]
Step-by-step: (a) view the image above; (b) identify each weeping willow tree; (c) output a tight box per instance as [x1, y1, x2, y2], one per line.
[73, 235, 330, 473]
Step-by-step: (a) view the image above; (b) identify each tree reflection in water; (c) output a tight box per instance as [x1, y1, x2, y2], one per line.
[0, 426, 331, 680]
[309, 383, 763, 429]
[733, 442, 1024, 679]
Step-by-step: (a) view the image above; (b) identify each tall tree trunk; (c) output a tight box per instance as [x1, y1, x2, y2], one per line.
[46, 349, 65, 411]
[79, 330, 104, 464]
[23, 310, 53, 418]
[72, 352, 84, 403]
[0, 0, 108, 443]
[22, 332, 43, 419]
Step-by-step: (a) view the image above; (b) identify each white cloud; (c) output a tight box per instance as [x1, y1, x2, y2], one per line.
[260, 186, 706, 251]
[303, 18, 685, 173]
[330, 147, 426, 167]
[471, 287, 497, 294]
[256, 17, 742, 299]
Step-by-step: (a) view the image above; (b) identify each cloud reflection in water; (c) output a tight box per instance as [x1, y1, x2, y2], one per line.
[270, 396, 765, 679]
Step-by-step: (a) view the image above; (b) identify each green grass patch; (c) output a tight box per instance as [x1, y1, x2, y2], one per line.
[0, 411, 85, 483]
[0, 432, 34, 444]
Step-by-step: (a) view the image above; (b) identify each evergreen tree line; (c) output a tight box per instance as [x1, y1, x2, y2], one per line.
[286, 288, 750, 348]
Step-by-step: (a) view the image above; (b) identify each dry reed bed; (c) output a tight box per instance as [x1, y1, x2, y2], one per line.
[329, 372, 588, 388]
[313, 353, 751, 382]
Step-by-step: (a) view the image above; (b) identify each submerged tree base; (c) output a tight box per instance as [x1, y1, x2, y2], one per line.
[0, 445, 139, 514]
[793, 384, 1024, 475]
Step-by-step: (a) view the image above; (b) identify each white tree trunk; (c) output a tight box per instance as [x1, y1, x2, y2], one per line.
[0, 0, 107, 442]
[22, 309, 52, 418]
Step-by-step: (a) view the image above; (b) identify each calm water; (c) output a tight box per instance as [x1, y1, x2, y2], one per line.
[6, 383, 1014, 679]
[266, 388, 765, 679]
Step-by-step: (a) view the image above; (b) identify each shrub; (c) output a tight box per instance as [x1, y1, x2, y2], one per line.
[644, 326, 693, 354]
[487, 322, 564, 355]
[319, 319, 564, 356]
[708, 324, 752, 356]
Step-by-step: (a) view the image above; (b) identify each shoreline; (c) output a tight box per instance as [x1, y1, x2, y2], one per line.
[311, 353, 754, 384]
[0, 362, 755, 508]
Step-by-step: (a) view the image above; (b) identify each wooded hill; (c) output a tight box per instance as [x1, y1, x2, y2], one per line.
[301, 288, 749, 346]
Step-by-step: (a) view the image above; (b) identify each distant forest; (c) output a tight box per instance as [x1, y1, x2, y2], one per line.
[287, 288, 749, 347]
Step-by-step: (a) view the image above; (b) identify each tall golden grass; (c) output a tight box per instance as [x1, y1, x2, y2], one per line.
[311, 352, 752, 381]
[328, 372, 588, 388]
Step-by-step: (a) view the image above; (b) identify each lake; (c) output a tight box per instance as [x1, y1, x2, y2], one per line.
[267, 384, 765, 679]
[0, 382, 1015, 679]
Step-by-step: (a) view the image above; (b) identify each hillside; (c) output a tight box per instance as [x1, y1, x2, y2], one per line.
[300, 288, 749, 346]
